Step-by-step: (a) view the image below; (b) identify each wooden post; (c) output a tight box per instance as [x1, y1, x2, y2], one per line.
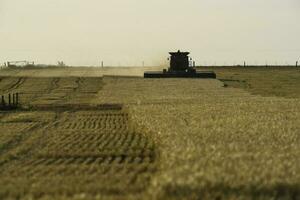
[1, 95, 5, 107]
[13, 94, 15, 106]
[8, 93, 11, 106]
[244, 61, 246, 67]
[16, 93, 19, 105]
[297, 61, 298, 67]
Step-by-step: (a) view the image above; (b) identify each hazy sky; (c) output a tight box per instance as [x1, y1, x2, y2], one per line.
[0, 0, 299, 66]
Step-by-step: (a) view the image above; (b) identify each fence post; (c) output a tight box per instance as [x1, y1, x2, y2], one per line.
[8, 93, 11, 107]
[297, 61, 298, 67]
[16, 93, 19, 105]
[14, 93, 17, 106]
[1, 95, 5, 107]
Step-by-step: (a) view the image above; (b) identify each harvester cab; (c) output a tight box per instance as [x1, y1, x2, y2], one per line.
[168, 50, 195, 73]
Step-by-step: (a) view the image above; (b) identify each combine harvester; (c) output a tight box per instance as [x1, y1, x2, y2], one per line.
[144, 50, 216, 78]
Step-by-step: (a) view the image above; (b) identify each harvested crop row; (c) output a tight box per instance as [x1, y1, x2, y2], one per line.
[0, 109, 157, 199]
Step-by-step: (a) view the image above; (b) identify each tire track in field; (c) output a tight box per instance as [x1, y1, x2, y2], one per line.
[4, 77, 26, 92]
[42, 77, 60, 98]
[49, 77, 60, 91]
[31, 77, 81, 105]
[65, 77, 104, 105]
[0, 77, 27, 94]
[29, 77, 61, 105]
[17, 77, 60, 105]
[61, 77, 82, 103]
[50, 77, 98, 105]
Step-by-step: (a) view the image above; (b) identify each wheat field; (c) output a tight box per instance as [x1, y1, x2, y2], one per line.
[0, 67, 299, 200]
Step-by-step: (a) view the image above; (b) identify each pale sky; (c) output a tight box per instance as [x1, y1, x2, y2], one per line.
[0, 0, 299, 66]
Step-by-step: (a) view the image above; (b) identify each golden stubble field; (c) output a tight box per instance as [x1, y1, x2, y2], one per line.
[0, 67, 299, 200]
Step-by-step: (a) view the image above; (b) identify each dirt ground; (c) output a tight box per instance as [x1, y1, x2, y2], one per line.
[0, 67, 299, 200]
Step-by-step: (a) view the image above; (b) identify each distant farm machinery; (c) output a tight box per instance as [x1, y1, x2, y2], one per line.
[144, 50, 216, 78]
[6, 61, 35, 68]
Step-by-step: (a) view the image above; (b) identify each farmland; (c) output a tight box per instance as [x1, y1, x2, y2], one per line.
[208, 66, 300, 98]
[0, 67, 299, 200]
